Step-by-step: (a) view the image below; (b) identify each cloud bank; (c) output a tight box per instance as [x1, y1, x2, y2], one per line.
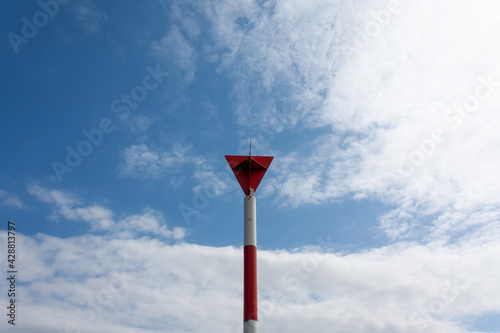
[0, 232, 498, 332]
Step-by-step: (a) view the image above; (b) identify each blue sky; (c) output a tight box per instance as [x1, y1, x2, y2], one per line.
[1, 0, 500, 332]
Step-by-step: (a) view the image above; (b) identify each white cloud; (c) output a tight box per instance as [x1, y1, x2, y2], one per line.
[118, 143, 192, 183]
[192, 156, 232, 197]
[27, 184, 111, 230]
[152, 24, 197, 84]
[27, 185, 185, 239]
[170, 4, 202, 40]
[27, 184, 77, 206]
[0, 189, 26, 209]
[125, 115, 155, 133]
[75, 204, 114, 230]
[118, 208, 185, 239]
[1, 232, 499, 332]
[188, 0, 500, 243]
[189, 0, 362, 129]
[73, 0, 109, 33]
[11, 2, 500, 332]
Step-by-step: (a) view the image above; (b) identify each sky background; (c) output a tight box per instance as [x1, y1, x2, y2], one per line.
[1, 0, 500, 332]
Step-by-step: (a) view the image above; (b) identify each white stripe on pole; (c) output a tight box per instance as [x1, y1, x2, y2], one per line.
[244, 194, 256, 246]
[244, 320, 258, 333]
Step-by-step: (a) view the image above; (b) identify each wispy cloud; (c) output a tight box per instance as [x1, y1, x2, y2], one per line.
[125, 115, 155, 133]
[187, 0, 361, 129]
[27, 184, 184, 239]
[0, 189, 26, 209]
[73, 0, 108, 33]
[119, 208, 185, 239]
[118, 143, 192, 184]
[152, 24, 197, 84]
[27, 184, 112, 230]
[185, 0, 500, 244]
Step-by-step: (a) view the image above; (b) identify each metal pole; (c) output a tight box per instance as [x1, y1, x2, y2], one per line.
[225, 152, 272, 332]
[243, 189, 258, 333]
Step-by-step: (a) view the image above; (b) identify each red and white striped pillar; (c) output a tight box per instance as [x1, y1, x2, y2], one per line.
[224, 152, 273, 333]
[243, 189, 258, 333]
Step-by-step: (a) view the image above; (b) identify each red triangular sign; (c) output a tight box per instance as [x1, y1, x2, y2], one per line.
[225, 155, 273, 196]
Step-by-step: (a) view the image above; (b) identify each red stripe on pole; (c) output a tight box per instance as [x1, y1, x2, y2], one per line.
[244, 245, 258, 322]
